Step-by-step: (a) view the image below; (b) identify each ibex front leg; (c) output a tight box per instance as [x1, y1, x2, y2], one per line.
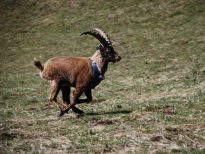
[61, 86, 84, 115]
[76, 89, 92, 104]
[60, 86, 84, 116]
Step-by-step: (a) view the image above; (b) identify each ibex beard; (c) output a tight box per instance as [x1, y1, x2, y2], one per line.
[34, 28, 121, 116]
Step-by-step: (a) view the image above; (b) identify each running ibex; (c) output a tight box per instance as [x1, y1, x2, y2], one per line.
[34, 28, 121, 116]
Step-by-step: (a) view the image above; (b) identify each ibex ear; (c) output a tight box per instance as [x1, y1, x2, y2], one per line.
[96, 44, 104, 51]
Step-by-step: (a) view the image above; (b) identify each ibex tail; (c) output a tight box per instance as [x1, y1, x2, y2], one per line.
[34, 60, 44, 71]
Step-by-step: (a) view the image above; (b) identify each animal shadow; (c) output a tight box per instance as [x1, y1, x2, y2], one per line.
[84, 110, 132, 116]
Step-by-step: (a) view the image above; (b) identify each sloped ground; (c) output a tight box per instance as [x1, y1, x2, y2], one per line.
[0, 0, 205, 153]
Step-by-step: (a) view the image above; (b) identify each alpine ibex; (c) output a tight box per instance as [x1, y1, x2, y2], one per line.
[34, 28, 121, 116]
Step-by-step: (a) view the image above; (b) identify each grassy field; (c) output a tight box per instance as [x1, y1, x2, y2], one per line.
[0, 0, 205, 153]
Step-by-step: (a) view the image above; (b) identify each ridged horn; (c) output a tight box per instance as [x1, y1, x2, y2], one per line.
[81, 28, 112, 48]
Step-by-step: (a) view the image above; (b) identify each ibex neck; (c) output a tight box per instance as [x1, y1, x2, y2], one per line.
[90, 50, 108, 75]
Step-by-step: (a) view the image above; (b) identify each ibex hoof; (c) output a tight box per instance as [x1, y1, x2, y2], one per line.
[58, 111, 65, 117]
[72, 108, 84, 115]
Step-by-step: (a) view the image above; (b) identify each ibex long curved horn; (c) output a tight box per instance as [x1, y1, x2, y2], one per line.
[81, 28, 112, 48]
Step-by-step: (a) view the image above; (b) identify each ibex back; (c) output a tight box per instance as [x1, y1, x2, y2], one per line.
[34, 28, 121, 116]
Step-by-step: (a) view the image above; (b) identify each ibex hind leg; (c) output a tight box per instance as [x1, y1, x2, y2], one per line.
[49, 80, 66, 116]
[61, 86, 84, 116]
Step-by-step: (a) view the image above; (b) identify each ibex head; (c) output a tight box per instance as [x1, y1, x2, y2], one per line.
[81, 28, 121, 63]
